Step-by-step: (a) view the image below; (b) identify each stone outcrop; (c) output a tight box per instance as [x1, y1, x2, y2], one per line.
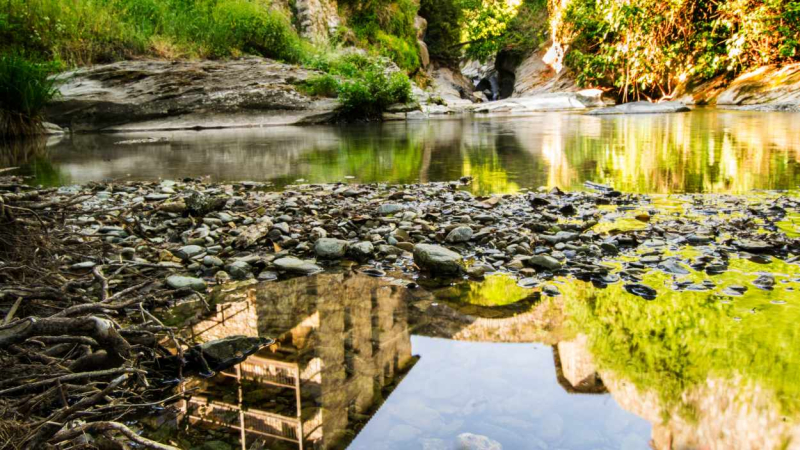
[676, 64, 800, 111]
[295, 0, 341, 44]
[47, 58, 338, 133]
[415, 16, 430, 69]
[586, 101, 690, 115]
[513, 46, 578, 97]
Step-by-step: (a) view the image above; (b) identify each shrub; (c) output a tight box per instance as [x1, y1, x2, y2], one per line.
[557, 0, 800, 100]
[301, 73, 339, 97]
[209, 0, 306, 62]
[337, 0, 421, 72]
[337, 65, 412, 119]
[0, 54, 60, 137]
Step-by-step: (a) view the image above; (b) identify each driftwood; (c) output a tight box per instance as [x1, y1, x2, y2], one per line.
[0, 177, 196, 449]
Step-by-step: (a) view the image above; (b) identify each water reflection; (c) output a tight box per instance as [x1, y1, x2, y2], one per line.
[7, 109, 800, 194]
[171, 271, 800, 449]
[174, 274, 652, 449]
[179, 274, 417, 449]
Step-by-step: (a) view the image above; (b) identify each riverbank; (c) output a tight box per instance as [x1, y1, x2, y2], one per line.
[1, 175, 798, 447]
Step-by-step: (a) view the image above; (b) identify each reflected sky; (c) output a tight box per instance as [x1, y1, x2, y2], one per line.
[9, 109, 800, 194]
[350, 337, 650, 450]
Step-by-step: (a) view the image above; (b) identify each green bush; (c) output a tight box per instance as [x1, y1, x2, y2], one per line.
[0, 54, 60, 137]
[301, 74, 339, 97]
[337, 65, 412, 119]
[558, 0, 800, 100]
[337, 0, 421, 72]
[209, 0, 305, 62]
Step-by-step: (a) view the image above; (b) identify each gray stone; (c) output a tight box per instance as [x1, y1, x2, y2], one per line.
[314, 238, 349, 259]
[47, 58, 338, 132]
[273, 257, 323, 275]
[446, 226, 474, 243]
[226, 261, 252, 280]
[272, 222, 291, 235]
[203, 255, 224, 267]
[413, 244, 464, 275]
[172, 245, 204, 261]
[526, 255, 562, 271]
[166, 275, 207, 291]
[348, 241, 375, 261]
[377, 203, 405, 215]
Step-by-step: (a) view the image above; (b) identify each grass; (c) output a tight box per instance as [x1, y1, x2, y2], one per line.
[0, 0, 310, 65]
[0, 54, 60, 137]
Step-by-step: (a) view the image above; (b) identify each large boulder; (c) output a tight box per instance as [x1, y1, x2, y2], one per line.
[47, 58, 338, 132]
[413, 244, 464, 276]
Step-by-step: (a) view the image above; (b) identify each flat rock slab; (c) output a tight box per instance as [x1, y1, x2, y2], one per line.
[587, 101, 690, 115]
[47, 58, 338, 132]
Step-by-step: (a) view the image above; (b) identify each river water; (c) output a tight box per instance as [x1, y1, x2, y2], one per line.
[5, 109, 800, 449]
[12, 109, 800, 194]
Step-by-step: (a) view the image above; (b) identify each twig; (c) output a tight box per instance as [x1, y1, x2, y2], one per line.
[49, 421, 180, 450]
[3, 297, 22, 325]
[0, 367, 144, 396]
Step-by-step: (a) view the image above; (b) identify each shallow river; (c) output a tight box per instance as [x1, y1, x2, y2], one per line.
[5, 109, 800, 449]
[10, 109, 800, 194]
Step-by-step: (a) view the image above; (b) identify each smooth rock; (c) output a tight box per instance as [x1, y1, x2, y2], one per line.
[348, 241, 375, 261]
[314, 238, 349, 259]
[273, 257, 323, 275]
[413, 244, 464, 275]
[526, 255, 562, 271]
[226, 261, 252, 280]
[446, 226, 474, 243]
[172, 245, 204, 261]
[166, 275, 207, 291]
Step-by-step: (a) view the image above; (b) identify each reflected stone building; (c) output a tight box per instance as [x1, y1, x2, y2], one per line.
[181, 274, 417, 450]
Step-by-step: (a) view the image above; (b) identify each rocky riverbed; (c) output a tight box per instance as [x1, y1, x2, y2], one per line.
[6, 176, 799, 300]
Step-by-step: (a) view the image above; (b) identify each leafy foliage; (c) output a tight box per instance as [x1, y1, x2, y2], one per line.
[302, 51, 413, 119]
[419, 0, 547, 65]
[558, 0, 800, 100]
[337, 0, 421, 71]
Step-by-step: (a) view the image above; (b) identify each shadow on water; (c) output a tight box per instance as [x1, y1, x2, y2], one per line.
[155, 271, 800, 449]
[26, 109, 800, 194]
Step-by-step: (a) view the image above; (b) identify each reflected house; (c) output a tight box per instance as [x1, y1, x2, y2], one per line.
[182, 274, 417, 449]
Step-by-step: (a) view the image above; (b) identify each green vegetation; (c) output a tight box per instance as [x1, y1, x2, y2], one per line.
[0, 0, 418, 121]
[419, 0, 548, 64]
[0, 0, 310, 64]
[338, 0, 421, 72]
[302, 52, 413, 119]
[558, 0, 800, 100]
[0, 54, 60, 137]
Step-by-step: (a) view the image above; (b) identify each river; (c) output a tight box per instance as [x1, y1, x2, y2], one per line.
[4, 109, 800, 449]
[11, 109, 800, 194]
